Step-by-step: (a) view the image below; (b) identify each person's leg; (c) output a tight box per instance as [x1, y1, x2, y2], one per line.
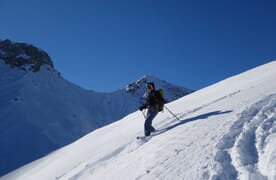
[144, 109, 158, 136]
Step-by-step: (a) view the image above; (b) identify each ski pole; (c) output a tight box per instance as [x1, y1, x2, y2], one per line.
[141, 110, 147, 119]
[164, 105, 180, 121]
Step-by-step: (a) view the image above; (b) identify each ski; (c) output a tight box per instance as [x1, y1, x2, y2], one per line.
[136, 136, 151, 140]
[136, 129, 162, 140]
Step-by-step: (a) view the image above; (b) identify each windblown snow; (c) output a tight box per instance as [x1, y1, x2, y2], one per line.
[2, 61, 276, 180]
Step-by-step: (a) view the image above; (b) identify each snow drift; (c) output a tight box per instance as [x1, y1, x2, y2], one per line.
[2, 61, 276, 180]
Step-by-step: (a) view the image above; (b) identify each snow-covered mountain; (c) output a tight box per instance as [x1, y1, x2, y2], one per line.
[2, 61, 275, 180]
[0, 39, 192, 176]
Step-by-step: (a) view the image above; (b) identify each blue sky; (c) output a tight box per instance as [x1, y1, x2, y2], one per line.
[1, 0, 276, 92]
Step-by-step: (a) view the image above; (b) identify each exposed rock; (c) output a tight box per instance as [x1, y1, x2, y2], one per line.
[0, 39, 54, 72]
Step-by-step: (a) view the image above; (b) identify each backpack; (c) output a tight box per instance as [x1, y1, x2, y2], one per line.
[155, 89, 165, 112]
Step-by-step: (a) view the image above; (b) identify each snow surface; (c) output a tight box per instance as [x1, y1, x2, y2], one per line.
[0, 59, 190, 176]
[2, 61, 276, 180]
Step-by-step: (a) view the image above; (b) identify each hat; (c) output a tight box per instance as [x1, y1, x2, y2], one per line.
[146, 82, 155, 90]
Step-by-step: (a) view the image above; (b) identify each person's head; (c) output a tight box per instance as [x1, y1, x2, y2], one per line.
[146, 82, 155, 92]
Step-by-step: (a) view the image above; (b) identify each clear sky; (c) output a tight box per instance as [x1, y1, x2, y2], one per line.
[1, 0, 275, 92]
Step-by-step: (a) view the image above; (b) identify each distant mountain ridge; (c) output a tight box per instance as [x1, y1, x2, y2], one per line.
[0, 40, 192, 176]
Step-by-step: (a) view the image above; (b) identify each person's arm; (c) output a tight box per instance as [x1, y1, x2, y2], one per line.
[139, 104, 147, 111]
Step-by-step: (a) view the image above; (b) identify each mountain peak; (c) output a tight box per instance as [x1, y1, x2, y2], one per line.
[125, 75, 192, 102]
[0, 39, 54, 72]
[140, 74, 161, 81]
[125, 75, 164, 93]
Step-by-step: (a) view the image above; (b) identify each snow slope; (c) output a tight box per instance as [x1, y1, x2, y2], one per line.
[0, 58, 191, 176]
[2, 61, 276, 180]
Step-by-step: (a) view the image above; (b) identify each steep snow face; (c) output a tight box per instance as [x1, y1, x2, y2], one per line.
[0, 58, 191, 176]
[3, 61, 276, 180]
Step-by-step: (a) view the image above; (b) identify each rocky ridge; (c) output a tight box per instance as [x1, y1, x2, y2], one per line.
[0, 39, 53, 72]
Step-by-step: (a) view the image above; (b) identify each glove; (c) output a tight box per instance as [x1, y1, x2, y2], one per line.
[139, 105, 146, 111]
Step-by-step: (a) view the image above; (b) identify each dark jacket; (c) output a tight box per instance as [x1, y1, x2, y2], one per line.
[140, 90, 162, 110]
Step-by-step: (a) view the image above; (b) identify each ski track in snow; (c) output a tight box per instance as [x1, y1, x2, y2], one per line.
[214, 94, 276, 180]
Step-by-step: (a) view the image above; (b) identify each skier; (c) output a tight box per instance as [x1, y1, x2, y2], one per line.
[139, 82, 164, 137]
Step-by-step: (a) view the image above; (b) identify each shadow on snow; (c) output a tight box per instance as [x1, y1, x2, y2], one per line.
[155, 110, 233, 136]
